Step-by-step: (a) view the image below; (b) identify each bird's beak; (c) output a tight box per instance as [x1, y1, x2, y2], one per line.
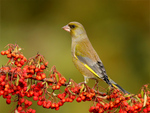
[62, 25, 70, 32]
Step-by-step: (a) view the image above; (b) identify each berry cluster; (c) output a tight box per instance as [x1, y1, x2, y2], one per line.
[1, 44, 27, 67]
[89, 86, 150, 113]
[0, 44, 150, 113]
[0, 44, 67, 112]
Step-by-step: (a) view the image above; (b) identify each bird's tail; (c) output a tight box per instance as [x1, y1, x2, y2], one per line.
[109, 78, 130, 94]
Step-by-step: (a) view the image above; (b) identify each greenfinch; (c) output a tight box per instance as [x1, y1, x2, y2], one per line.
[62, 21, 129, 94]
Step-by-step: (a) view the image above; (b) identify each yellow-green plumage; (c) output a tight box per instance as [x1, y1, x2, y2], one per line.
[63, 21, 129, 94]
[73, 37, 102, 79]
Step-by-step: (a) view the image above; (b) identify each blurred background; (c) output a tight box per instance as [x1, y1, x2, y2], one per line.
[0, 0, 150, 112]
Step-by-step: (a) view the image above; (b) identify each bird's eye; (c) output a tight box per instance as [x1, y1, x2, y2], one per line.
[70, 25, 76, 29]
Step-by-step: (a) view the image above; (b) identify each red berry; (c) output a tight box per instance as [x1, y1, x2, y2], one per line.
[55, 107, 59, 110]
[41, 73, 46, 79]
[5, 50, 10, 55]
[129, 106, 134, 112]
[6, 95, 11, 99]
[138, 103, 143, 109]
[17, 63, 22, 67]
[23, 57, 27, 62]
[65, 98, 70, 102]
[40, 65, 45, 70]
[32, 109, 36, 113]
[115, 98, 120, 104]
[17, 106, 22, 111]
[61, 98, 66, 103]
[56, 85, 60, 90]
[95, 105, 100, 111]
[46, 101, 51, 108]
[70, 95, 76, 100]
[37, 101, 43, 106]
[35, 68, 40, 72]
[19, 60, 24, 66]
[28, 101, 32, 106]
[30, 65, 36, 69]
[24, 99, 29, 105]
[55, 103, 59, 108]
[133, 104, 138, 110]
[43, 101, 47, 108]
[143, 108, 147, 112]
[36, 75, 42, 80]
[123, 101, 128, 106]
[27, 108, 32, 112]
[29, 90, 34, 96]
[138, 94, 142, 98]
[147, 107, 150, 112]
[19, 54, 24, 59]
[109, 101, 114, 108]
[52, 85, 56, 90]
[44, 62, 48, 66]
[81, 95, 85, 100]
[33, 96, 38, 101]
[29, 69, 35, 74]
[6, 99, 11, 104]
[15, 54, 19, 59]
[89, 106, 95, 112]
[59, 78, 66, 84]
[7, 54, 12, 58]
[20, 98, 25, 103]
[58, 101, 64, 106]
[99, 108, 104, 113]
[104, 103, 109, 110]
[51, 103, 56, 109]
[76, 97, 82, 102]
[1, 51, 6, 55]
[57, 94, 62, 99]
[11, 52, 16, 57]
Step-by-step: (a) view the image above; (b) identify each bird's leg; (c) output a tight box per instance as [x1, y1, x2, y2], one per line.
[84, 76, 89, 84]
[78, 76, 91, 92]
[92, 79, 99, 90]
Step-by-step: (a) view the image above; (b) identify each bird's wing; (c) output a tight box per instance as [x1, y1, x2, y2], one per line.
[76, 54, 112, 84]
[74, 43, 112, 85]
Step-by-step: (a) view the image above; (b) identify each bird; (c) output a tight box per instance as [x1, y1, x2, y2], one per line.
[62, 21, 129, 94]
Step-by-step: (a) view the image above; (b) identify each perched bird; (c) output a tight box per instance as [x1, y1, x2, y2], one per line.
[62, 21, 129, 94]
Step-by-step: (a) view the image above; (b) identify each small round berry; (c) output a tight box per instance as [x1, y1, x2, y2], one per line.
[1, 51, 6, 55]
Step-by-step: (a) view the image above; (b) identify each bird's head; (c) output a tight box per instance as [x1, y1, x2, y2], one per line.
[62, 22, 87, 39]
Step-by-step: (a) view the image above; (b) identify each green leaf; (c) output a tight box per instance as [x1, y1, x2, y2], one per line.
[135, 95, 141, 103]
[45, 82, 49, 88]
[106, 86, 111, 95]
[127, 98, 132, 105]
[6, 72, 9, 81]
[141, 89, 144, 98]
[143, 93, 147, 107]
[16, 75, 19, 86]
[68, 88, 76, 95]
[55, 73, 59, 82]
[80, 84, 86, 92]
[26, 84, 31, 92]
